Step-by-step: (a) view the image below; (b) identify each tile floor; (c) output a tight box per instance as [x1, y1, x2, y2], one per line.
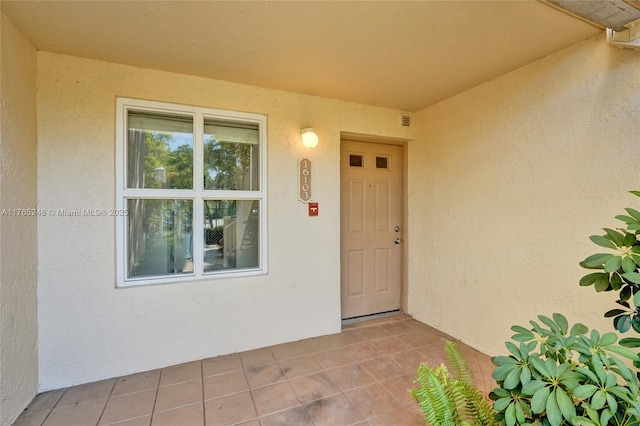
[13, 315, 496, 426]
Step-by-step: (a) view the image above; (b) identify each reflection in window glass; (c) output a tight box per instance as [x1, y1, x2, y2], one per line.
[204, 119, 259, 191]
[376, 156, 389, 169]
[349, 154, 364, 167]
[127, 199, 193, 279]
[117, 98, 267, 286]
[203, 200, 259, 272]
[127, 111, 194, 189]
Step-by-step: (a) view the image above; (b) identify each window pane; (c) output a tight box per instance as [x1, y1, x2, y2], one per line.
[127, 199, 193, 279]
[204, 119, 259, 191]
[203, 200, 259, 272]
[350, 154, 364, 167]
[127, 111, 194, 189]
[376, 156, 389, 169]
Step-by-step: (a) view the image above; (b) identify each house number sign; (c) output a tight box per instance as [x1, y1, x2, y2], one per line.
[299, 158, 312, 202]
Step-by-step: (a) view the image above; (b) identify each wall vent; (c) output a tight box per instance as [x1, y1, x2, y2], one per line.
[400, 114, 411, 127]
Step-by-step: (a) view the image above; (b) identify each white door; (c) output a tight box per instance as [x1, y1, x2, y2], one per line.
[340, 140, 404, 319]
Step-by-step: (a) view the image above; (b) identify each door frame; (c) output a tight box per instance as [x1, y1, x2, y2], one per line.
[339, 132, 410, 317]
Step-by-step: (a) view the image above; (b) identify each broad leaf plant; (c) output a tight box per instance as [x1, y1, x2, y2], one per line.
[580, 191, 640, 358]
[490, 314, 640, 426]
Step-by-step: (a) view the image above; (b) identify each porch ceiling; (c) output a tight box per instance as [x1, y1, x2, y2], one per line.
[2, 1, 603, 112]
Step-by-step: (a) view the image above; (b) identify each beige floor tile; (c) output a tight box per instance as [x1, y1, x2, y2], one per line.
[290, 371, 340, 404]
[244, 363, 285, 388]
[112, 370, 160, 397]
[325, 363, 376, 392]
[151, 403, 203, 426]
[240, 347, 274, 368]
[351, 325, 392, 341]
[99, 389, 156, 425]
[18, 316, 496, 426]
[106, 416, 151, 426]
[304, 393, 364, 426]
[258, 405, 314, 426]
[415, 342, 447, 365]
[12, 409, 50, 426]
[346, 383, 403, 420]
[370, 336, 413, 354]
[416, 332, 449, 349]
[154, 380, 203, 413]
[19, 389, 65, 416]
[314, 347, 355, 369]
[204, 391, 257, 426]
[236, 420, 260, 426]
[389, 349, 427, 375]
[56, 378, 116, 408]
[278, 354, 322, 379]
[396, 331, 430, 348]
[368, 408, 424, 426]
[331, 329, 368, 347]
[342, 341, 385, 362]
[414, 321, 449, 335]
[43, 399, 106, 426]
[303, 333, 342, 352]
[468, 364, 487, 388]
[380, 375, 419, 407]
[458, 343, 483, 368]
[159, 361, 202, 387]
[202, 354, 242, 378]
[359, 356, 405, 382]
[407, 399, 426, 422]
[407, 319, 437, 332]
[269, 340, 312, 360]
[475, 354, 498, 395]
[379, 320, 416, 335]
[203, 370, 248, 400]
[251, 381, 301, 416]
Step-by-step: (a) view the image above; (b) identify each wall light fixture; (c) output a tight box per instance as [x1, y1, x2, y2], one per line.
[301, 127, 319, 148]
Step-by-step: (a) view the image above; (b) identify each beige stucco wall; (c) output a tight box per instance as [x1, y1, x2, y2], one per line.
[0, 12, 39, 426]
[409, 34, 640, 356]
[36, 51, 414, 390]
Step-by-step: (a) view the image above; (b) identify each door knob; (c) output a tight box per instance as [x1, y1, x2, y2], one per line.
[394, 238, 403, 244]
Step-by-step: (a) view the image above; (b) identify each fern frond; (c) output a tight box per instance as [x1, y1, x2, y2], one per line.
[411, 341, 498, 426]
[445, 340, 475, 385]
[412, 363, 459, 424]
[459, 380, 495, 424]
[443, 341, 497, 423]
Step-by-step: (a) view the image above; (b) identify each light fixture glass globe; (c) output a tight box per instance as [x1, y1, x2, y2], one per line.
[301, 128, 318, 148]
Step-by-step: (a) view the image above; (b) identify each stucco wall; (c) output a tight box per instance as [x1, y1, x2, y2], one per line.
[409, 34, 640, 356]
[0, 12, 39, 426]
[36, 52, 414, 390]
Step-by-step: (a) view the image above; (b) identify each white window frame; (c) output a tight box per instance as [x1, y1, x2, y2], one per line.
[115, 98, 267, 287]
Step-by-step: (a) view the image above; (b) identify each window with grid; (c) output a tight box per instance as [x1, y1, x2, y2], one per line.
[115, 98, 267, 287]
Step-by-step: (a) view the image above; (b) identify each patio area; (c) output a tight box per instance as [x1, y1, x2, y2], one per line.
[12, 315, 495, 426]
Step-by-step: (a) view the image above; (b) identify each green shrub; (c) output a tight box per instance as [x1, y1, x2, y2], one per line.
[490, 313, 640, 426]
[579, 191, 640, 359]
